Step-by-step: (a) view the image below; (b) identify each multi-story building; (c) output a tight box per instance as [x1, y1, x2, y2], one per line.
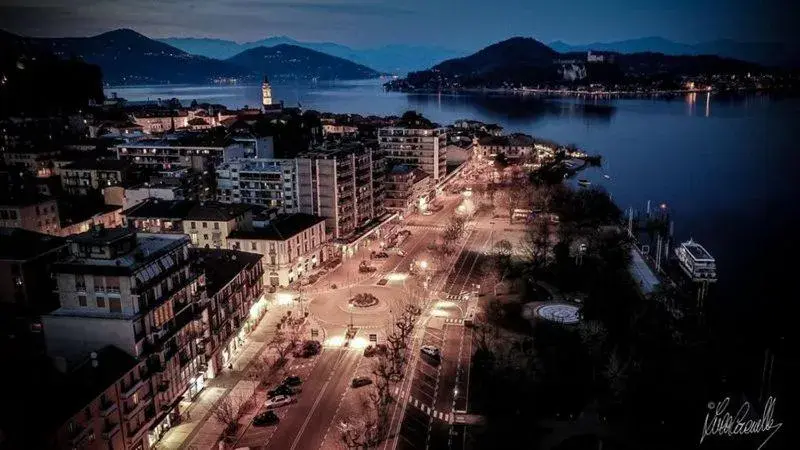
[60, 159, 132, 195]
[384, 165, 433, 215]
[190, 248, 264, 377]
[228, 213, 326, 287]
[0, 228, 67, 315]
[216, 158, 302, 210]
[296, 144, 376, 240]
[42, 227, 206, 449]
[122, 200, 253, 249]
[0, 196, 60, 235]
[379, 125, 447, 182]
[131, 110, 189, 134]
[2, 148, 61, 177]
[476, 133, 536, 160]
[115, 133, 271, 171]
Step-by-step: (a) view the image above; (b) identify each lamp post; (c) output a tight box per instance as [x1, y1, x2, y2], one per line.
[348, 303, 354, 329]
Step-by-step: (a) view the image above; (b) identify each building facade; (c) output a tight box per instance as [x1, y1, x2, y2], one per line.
[42, 227, 207, 449]
[122, 200, 253, 249]
[0, 196, 60, 235]
[296, 145, 376, 240]
[60, 160, 132, 196]
[378, 126, 447, 182]
[384, 165, 433, 215]
[228, 214, 326, 287]
[216, 158, 302, 211]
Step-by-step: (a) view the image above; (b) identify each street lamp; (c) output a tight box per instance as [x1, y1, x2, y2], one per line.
[420, 260, 429, 270]
[348, 303, 354, 329]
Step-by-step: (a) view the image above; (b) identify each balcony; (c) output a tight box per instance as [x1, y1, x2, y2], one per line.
[102, 422, 121, 440]
[99, 399, 118, 417]
[120, 379, 143, 399]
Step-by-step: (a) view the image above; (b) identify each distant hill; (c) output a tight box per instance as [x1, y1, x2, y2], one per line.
[5, 29, 243, 85]
[225, 44, 381, 80]
[389, 36, 766, 91]
[549, 37, 800, 68]
[0, 30, 104, 116]
[160, 36, 464, 75]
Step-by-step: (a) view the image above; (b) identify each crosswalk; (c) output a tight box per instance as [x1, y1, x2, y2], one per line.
[391, 388, 454, 423]
[444, 318, 464, 325]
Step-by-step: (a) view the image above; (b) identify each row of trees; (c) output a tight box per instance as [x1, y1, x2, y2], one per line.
[341, 287, 426, 449]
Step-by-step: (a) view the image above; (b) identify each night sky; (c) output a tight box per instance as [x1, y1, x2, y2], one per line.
[0, 0, 796, 50]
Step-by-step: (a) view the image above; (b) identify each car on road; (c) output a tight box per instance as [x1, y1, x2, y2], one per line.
[351, 377, 373, 388]
[268, 384, 300, 398]
[397, 250, 406, 256]
[282, 375, 302, 386]
[264, 395, 294, 409]
[253, 410, 280, 426]
[421, 345, 441, 358]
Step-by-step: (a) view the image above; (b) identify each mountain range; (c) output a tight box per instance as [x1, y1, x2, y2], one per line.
[549, 37, 799, 68]
[388, 37, 768, 91]
[159, 37, 465, 75]
[0, 29, 381, 85]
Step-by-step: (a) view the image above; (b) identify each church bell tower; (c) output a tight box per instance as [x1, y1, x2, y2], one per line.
[261, 76, 273, 110]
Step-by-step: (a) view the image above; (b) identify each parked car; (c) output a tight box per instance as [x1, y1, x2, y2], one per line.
[351, 377, 373, 388]
[372, 251, 389, 259]
[268, 384, 299, 398]
[283, 375, 302, 386]
[264, 395, 294, 409]
[253, 411, 279, 426]
[421, 345, 441, 358]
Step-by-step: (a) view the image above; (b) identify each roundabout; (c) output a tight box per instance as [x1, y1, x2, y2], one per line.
[535, 303, 581, 325]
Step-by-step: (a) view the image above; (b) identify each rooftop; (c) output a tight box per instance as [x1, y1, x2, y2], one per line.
[119, 132, 232, 148]
[681, 240, 714, 261]
[54, 232, 189, 275]
[62, 158, 130, 171]
[122, 199, 252, 221]
[52, 346, 139, 428]
[228, 213, 325, 241]
[191, 248, 263, 297]
[0, 228, 66, 261]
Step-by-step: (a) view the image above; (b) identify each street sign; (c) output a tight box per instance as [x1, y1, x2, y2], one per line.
[369, 333, 377, 342]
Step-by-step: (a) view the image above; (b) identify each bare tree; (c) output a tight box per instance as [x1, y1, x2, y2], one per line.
[521, 216, 555, 277]
[212, 395, 254, 439]
[340, 385, 392, 449]
[269, 328, 293, 365]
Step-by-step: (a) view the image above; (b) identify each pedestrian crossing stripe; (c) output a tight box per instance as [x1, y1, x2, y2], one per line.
[445, 318, 464, 324]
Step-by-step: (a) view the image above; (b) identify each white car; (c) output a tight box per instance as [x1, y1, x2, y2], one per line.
[420, 345, 440, 358]
[264, 395, 294, 409]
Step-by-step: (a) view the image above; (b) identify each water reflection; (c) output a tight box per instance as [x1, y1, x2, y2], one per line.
[405, 93, 616, 123]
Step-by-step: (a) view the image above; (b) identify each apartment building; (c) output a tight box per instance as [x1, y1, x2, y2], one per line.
[0, 196, 60, 235]
[131, 111, 189, 134]
[60, 159, 132, 195]
[216, 158, 302, 211]
[115, 134, 269, 171]
[0, 228, 67, 312]
[42, 227, 206, 449]
[190, 248, 264, 377]
[378, 125, 447, 182]
[476, 133, 536, 160]
[384, 165, 433, 215]
[296, 144, 376, 240]
[122, 200, 253, 249]
[228, 213, 326, 287]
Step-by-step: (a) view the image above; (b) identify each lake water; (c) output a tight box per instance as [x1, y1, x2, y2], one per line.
[107, 80, 799, 336]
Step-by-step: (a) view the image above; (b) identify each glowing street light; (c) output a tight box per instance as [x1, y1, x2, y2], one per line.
[419, 260, 429, 270]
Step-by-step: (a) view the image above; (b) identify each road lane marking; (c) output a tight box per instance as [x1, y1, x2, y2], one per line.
[289, 351, 348, 450]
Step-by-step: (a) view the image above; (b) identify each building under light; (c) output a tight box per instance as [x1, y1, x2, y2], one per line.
[674, 239, 717, 283]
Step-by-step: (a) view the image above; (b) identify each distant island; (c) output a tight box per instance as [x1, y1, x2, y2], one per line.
[385, 37, 799, 96]
[0, 28, 382, 85]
